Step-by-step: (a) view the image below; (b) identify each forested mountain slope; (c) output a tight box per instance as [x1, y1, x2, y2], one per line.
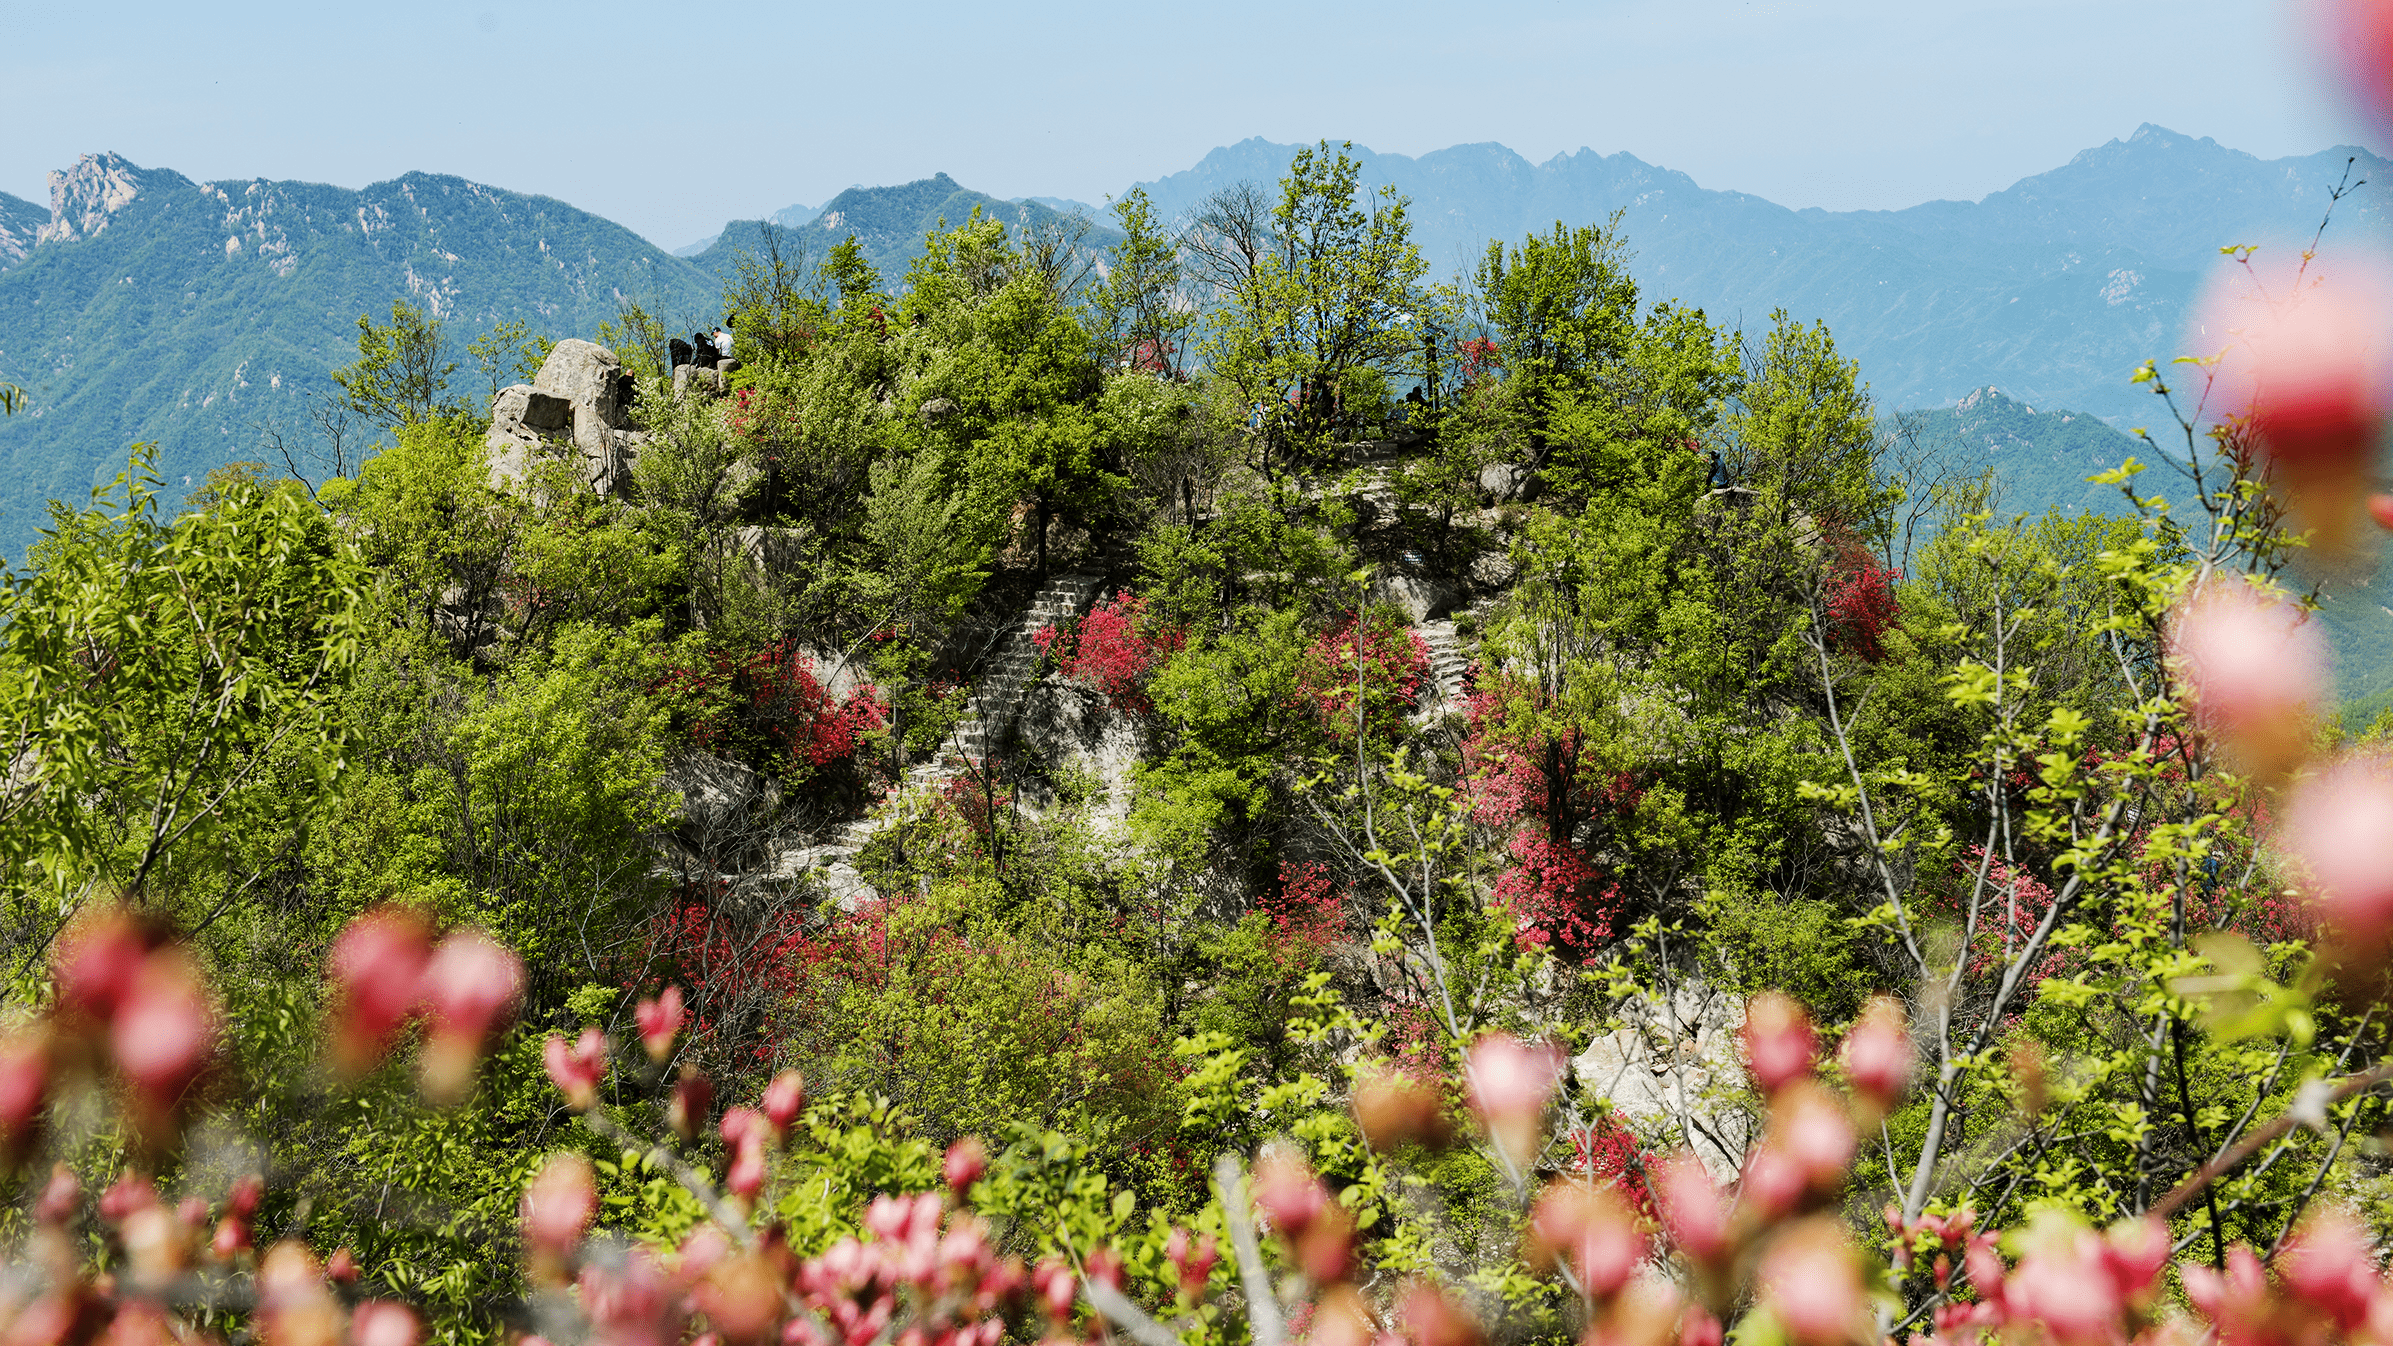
[0, 153, 718, 546]
[689, 174, 1121, 284]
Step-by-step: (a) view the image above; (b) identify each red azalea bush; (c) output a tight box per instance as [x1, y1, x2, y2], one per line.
[1297, 611, 1429, 741]
[1459, 674, 1637, 958]
[1823, 539, 1899, 662]
[656, 639, 888, 782]
[1036, 591, 1185, 714]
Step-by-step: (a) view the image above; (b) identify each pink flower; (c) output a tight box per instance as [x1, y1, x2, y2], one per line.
[1400, 1284, 1485, 1346]
[542, 1029, 608, 1111]
[521, 1153, 597, 1257]
[351, 1301, 420, 1346]
[2280, 1207, 2378, 1330]
[2283, 755, 2393, 948]
[2004, 1225, 2120, 1346]
[1838, 997, 1911, 1112]
[416, 930, 522, 1104]
[53, 909, 152, 1024]
[2100, 1215, 2169, 1308]
[1527, 1180, 1648, 1300]
[327, 908, 432, 1074]
[1465, 1034, 1560, 1166]
[2169, 581, 2325, 775]
[1653, 1152, 1731, 1263]
[634, 986, 684, 1063]
[761, 1068, 806, 1131]
[721, 1106, 769, 1199]
[1759, 1221, 1866, 1346]
[1164, 1228, 1218, 1300]
[111, 949, 215, 1118]
[944, 1136, 988, 1197]
[2194, 257, 2393, 555]
[1742, 994, 1815, 1095]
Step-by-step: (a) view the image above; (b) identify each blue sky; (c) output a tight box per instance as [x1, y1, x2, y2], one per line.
[0, 0, 2367, 249]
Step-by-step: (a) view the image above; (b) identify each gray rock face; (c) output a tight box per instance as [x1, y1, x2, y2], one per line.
[919, 397, 957, 424]
[1478, 462, 1540, 504]
[674, 364, 725, 398]
[1467, 550, 1517, 592]
[1013, 680, 1148, 834]
[1376, 573, 1458, 623]
[488, 340, 647, 497]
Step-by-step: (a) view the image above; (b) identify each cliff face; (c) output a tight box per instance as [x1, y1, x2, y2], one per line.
[0, 153, 718, 553]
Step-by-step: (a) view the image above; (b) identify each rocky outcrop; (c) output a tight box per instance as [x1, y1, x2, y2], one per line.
[1014, 680, 1149, 832]
[1478, 462, 1540, 504]
[488, 339, 647, 497]
[39, 153, 144, 247]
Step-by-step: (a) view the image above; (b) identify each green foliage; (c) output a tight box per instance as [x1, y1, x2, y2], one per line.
[334, 299, 464, 431]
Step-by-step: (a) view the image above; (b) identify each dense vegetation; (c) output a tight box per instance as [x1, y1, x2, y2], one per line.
[2, 139, 2390, 1346]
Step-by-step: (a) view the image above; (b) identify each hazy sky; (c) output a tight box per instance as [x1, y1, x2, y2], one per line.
[0, 0, 2371, 250]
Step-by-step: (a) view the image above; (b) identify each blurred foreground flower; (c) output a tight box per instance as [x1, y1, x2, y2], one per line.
[2168, 579, 2327, 776]
[2192, 257, 2393, 559]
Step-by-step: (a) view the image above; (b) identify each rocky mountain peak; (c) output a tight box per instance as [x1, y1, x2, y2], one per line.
[40, 152, 146, 247]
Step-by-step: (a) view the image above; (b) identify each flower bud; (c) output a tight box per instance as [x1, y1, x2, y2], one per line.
[327, 1247, 358, 1284]
[521, 1153, 596, 1283]
[327, 908, 432, 1075]
[761, 1069, 806, 1132]
[1837, 998, 1911, 1114]
[2280, 1207, 2377, 1330]
[2196, 258, 2393, 559]
[667, 1068, 714, 1142]
[112, 947, 216, 1137]
[1742, 994, 1815, 1096]
[1164, 1227, 1217, 1300]
[416, 930, 523, 1105]
[2168, 581, 2325, 777]
[1528, 1181, 1648, 1300]
[945, 1136, 989, 1198]
[53, 908, 154, 1025]
[351, 1301, 420, 1346]
[541, 1029, 608, 1111]
[634, 986, 684, 1063]
[1759, 1220, 1867, 1346]
[2284, 755, 2393, 954]
[1652, 1152, 1730, 1264]
[35, 1164, 78, 1225]
[1465, 1034, 1560, 1168]
[1400, 1283, 1484, 1346]
[1353, 1072, 1453, 1152]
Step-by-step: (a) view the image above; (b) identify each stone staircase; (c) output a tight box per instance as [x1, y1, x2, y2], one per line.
[1414, 618, 1471, 718]
[768, 571, 1104, 909]
[950, 572, 1104, 761]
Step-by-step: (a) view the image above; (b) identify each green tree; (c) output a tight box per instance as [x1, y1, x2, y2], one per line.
[1087, 187, 1194, 377]
[1201, 143, 1431, 469]
[465, 319, 552, 404]
[333, 299, 461, 430]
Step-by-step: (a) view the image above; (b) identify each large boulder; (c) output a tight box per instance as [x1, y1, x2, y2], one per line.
[1375, 572, 1458, 623]
[1478, 462, 1540, 504]
[488, 341, 648, 497]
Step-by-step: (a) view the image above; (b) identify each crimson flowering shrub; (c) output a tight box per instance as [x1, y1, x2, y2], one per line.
[1035, 591, 1184, 715]
[654, 639, 888, 787]
[1458, 675, 1636, 958]
[1822, 539, 1899, 662]
[1296, 611, 1429, 741]
[1262, 860, 1347, 967]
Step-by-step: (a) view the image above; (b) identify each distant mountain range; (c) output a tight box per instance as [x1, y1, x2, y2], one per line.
[4, 129, 2385, 571]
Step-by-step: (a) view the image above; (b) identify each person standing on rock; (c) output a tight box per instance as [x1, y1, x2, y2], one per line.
[714, 320, 738, 371]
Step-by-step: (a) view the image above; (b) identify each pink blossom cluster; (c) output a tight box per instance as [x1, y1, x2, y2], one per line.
[326, 906, 526, 1103]
[510, 1137, 1035, 1346]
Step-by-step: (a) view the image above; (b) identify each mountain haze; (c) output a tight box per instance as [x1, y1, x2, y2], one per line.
[689, 174, 1121, 284]
[1132, 128, 2393, 426]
